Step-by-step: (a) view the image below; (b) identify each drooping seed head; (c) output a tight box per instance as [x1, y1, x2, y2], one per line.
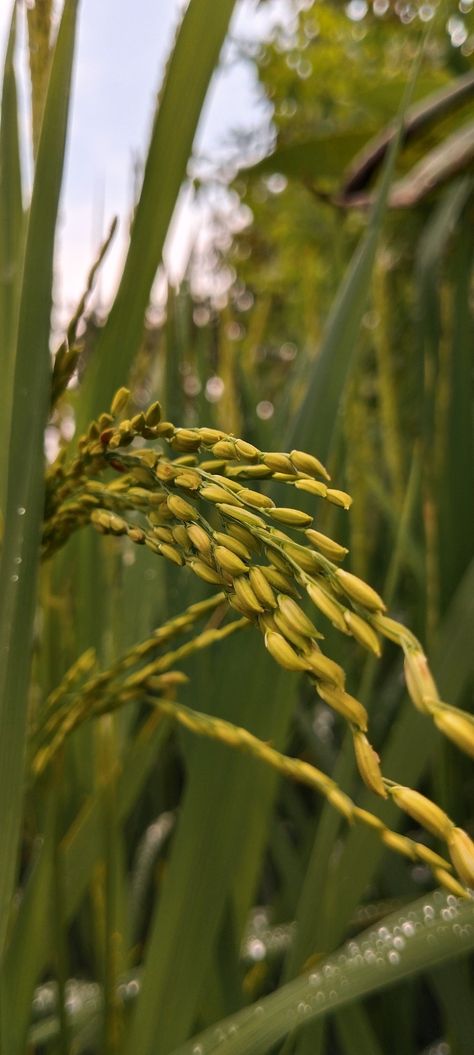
[326, 488, 352, 510]
[335, 568, 386, 612]
[305, 528, 348, 561]
[238, 488, 275, 509]
[304, 648, 344, 687]
[306, 580, 348, 633]
[214, 546, 248, 576]
[317, 684, 368, 731]
[160, 543, 185, 566]
[166, 495, 199, 522]
[198, 427, 225, 445]
[389, 785, 453, 840]
[200, 484, 241, 506]
[273, 611, 311, 652]
[277, 594, 318, 639]
[353, 731, 387, 798]
[433, 708, 474, 759]
[249, 567, 277, 609]
[403, 650, 439, 715]
[190, 559, 223, 584]
[234, 576, 265, 614]
[447, 828, 474, 888]
[269, 507, 313, 528]
[344, 610, 381, 656]
[235, 439, 260, 461]
[294, 479, 328, 498]
[212, 440, 237, 459]
[290, 450, 330, 480]
[264, 631, 309, 672]
[218, 504, 266, 530]
[434, 868, 469, 899]
[263, 452, 295, 473]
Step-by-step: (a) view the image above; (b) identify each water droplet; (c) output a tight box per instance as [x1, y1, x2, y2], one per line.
[14, 556, 22, 565]
[247, 937, 266, 961]
[388, 950, 400, 965]
[192, 1045, 203, 1055]
[393, 936, 405, 951]
[10, 574, 19, 583]
[17, 507, 26, 516]
[402, 921, 415, 937]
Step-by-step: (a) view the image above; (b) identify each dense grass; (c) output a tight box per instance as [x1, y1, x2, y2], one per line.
[0, 3, 473, 1054]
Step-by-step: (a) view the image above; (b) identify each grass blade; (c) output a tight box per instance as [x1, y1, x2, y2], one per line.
[0, 4, 24, 514]
[170, 891, 474, 1055]
[0, 0, 80, 954]
[81, 0, 236, 422]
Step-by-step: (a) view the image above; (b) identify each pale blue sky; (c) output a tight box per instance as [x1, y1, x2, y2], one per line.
[0, 0, 288, 320]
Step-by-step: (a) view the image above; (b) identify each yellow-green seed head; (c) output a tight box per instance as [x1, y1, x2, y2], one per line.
[235, 439, 260, 461]
[263, 452, 295, 473]
[306, 580, 348, 633]
[382, 830, 416, 859]
[304, 648, 344, 687]
[214, 546, 248, 576]
[261, 565, 297, 595]
[264, 631, 309, 672]
[290, 449, 330, 480]
[228, 523, 260, 553]
[335, 568, 386, 612]
[403, 650, 439, 715]
[110, 386, 130, 416]
[198, 427, 225, 445]
[294, 479, 328, 498]
[433, 708, 474, 759]
[447, 828, 474, 888]
[234, 576, 265, 614]
[305, 528, 348, 562]
[326, 488, 352, 510]
[166, 495, 199, 522]
[160, 543, 185, 566]
[317, 684, 368, 731]
[174, 471, 201, 490]
[269, 507, 313, 527]
[200, 485, 241, 506]
[190, 559, 223, 584]
[434, 868, 469, 899]
[212, 440, 237, 459]
[238, 488, 275, 509]
[389, 785, 453, 840]
[172, 428, 202, 452]
[273, 611, 311, 651]
[353, 731, 387, 798]
[218, 504, 266, 530]
[187, 524, 212, 555]
[249, 567, 277, 609]
[213, 531, 251, 561]
[277, 594, 318, 639]
[344, 610, 381, 656]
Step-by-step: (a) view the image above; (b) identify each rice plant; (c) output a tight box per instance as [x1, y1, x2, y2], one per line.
[0, 3, 473, 1054]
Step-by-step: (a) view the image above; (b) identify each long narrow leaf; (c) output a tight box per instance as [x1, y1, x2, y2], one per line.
[0, 0, 80, 955]
[170, 891, 474, 1055]
[80, 0, 236, 423]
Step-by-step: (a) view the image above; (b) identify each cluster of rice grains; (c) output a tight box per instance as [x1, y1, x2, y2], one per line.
[42, 388, 474, 895]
